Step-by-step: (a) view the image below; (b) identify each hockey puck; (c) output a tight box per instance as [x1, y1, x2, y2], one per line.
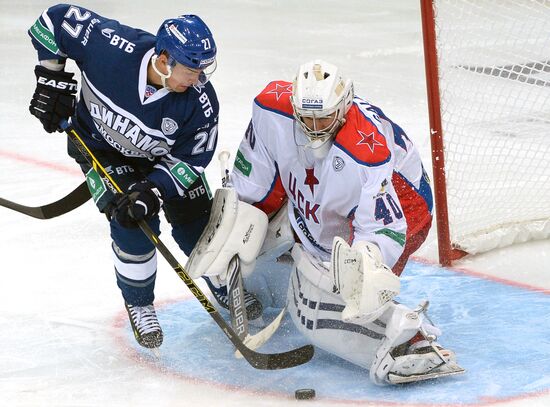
[294, 389, 316, 400]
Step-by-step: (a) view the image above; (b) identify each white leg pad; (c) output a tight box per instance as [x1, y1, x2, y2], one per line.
[287, 255, 387, 369]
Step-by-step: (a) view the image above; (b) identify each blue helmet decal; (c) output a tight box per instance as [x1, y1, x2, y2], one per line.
[155, 15, 216, 69]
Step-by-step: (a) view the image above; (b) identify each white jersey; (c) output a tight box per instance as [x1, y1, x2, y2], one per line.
[230, 81, 432, 268]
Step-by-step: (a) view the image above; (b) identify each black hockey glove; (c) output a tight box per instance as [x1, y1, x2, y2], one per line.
[110, 180, 163, 228]
[29, 65, 78, 133]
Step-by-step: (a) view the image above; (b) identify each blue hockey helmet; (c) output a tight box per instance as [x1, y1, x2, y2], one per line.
[155, 15, 217, 71]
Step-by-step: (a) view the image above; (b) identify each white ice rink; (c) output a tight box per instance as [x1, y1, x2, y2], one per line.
[1, 1, 549, 406]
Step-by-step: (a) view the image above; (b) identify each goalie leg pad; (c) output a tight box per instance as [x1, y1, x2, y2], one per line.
[257, 202, 295, 263]
[185, 188, 268, 281]
[287, 244, 387, 369]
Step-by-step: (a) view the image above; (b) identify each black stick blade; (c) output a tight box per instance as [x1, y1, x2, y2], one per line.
[0, 181, 90, 219]
[240, 344, 314, 370]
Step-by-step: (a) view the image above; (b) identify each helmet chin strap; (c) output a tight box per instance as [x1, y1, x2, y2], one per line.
[151, 54, 173, 91]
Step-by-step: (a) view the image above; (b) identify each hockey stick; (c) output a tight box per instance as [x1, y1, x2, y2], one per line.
[218, 151, 251, 340]
[61, 122, 313, 370]
[0, 181, 90, 219]
[226, 254, 249, 340]
[217, 150, 289, 357]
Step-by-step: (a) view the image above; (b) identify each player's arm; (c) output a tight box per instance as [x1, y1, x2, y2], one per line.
[111, 85, 218, 227]
[28, 4, 114, 64]
[27, 4, 102, 132]
[230, 105, 287, 216]
[186, 102, 293, 283]
[352, 166, 408, 269]
[330, 165, 407, 324]
[108, 134, 218, 228]
[148, 89, 220, 200]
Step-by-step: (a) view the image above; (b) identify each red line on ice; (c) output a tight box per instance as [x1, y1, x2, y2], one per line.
[0, 149, 82, 177]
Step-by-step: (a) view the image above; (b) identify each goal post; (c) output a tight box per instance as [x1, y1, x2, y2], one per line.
[420, 0, 550, 265]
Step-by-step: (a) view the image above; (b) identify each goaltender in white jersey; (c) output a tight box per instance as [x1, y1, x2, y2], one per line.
[188, 60, 464, 384]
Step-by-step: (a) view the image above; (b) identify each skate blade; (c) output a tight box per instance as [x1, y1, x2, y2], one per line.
[388, 364, 465, 384]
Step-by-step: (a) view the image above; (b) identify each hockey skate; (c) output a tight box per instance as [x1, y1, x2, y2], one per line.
[387, 340, 465, 384]
[370, 300, 465, 385]
[203, 277, 263, 320]
[124, 302, 163, 349]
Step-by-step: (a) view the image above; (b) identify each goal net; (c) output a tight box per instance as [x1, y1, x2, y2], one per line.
[422, 0, 550, 263]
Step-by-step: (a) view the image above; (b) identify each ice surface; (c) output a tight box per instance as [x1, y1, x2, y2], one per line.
[1, 1, 548, 406]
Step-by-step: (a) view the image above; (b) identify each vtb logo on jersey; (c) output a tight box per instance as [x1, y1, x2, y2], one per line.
[101, 28, 115, 38]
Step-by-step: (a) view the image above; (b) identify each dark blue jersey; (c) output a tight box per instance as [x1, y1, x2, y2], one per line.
[28, 4, 219, 198]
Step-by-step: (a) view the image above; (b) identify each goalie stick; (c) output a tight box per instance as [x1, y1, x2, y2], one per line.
[0, 181, 90, 219]
[217, 150, 288, 356]
[219, 151, 251, 341]
[227, 254, 249, 340]
[61, 121, 314, 370]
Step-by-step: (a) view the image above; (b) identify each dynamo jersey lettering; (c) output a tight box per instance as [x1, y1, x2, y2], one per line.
[82, 76, 170, 159]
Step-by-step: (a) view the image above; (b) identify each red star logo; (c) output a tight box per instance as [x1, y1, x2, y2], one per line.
[266, 83, 293, 101]
[304, 168, 319, 195]
[356, 130, 384, 153]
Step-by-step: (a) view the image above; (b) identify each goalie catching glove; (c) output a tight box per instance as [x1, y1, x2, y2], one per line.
[186, 188, 268, 283]
[332, 237, 400, 324]
[29, 65, 78, 133]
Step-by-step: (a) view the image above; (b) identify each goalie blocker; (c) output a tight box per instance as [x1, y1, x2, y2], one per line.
[186, 188, 268, 281]
[186, 188, 268, 318]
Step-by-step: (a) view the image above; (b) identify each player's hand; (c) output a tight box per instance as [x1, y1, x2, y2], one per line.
[29, 65, 78, 133]
[110, 180, 163, 228]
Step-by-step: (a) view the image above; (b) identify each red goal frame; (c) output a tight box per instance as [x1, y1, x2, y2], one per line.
[420, 0, 467, 266]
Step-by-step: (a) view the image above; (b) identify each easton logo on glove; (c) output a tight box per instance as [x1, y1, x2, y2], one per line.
[29, 65, 78, 133]
[37, 75, 78, 91]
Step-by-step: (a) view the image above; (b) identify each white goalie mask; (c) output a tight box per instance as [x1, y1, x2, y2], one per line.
[291, 60, 354, 159]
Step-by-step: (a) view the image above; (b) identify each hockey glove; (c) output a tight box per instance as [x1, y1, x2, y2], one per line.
[29, 65, 78, 133]
[110, 180, 163, 228]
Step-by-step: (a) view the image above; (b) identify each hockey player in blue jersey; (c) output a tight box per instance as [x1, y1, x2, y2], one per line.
[27, 4, 260, 349]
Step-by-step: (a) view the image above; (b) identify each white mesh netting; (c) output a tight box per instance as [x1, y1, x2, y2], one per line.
[433, 0, 550, 254]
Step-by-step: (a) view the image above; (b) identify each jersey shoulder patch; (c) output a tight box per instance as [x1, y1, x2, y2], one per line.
[333, 104, 391, 166]
[254, 81, 294, 118]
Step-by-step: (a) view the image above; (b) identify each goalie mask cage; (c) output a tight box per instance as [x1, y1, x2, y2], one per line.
[420, 0, 550, 265]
